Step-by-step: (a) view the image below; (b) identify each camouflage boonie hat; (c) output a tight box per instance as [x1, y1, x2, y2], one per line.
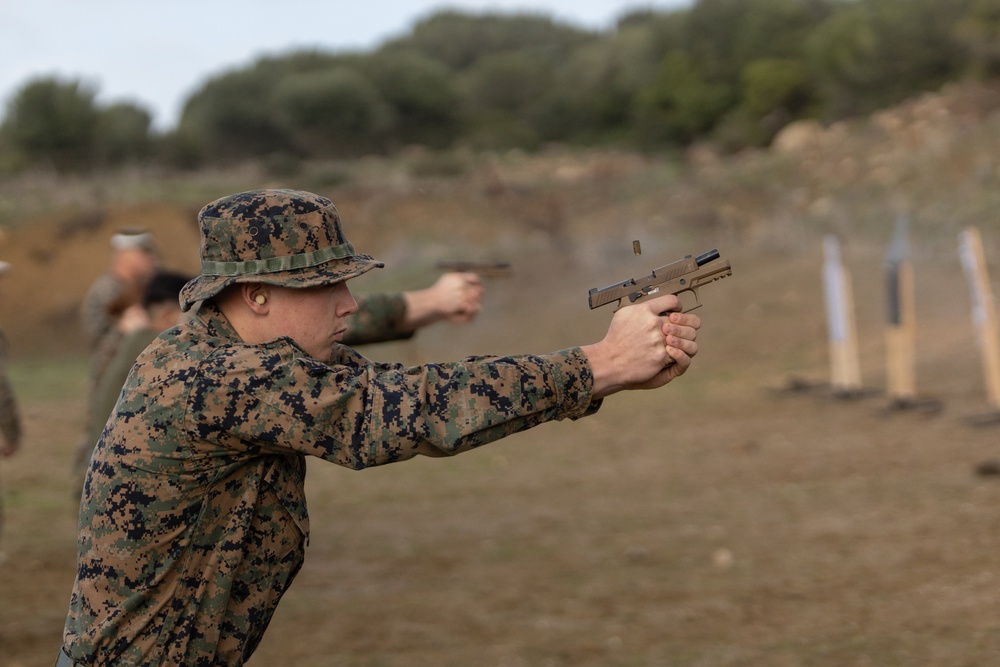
[180, 189, 383, 311]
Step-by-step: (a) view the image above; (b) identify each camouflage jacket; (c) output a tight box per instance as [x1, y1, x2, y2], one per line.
[0, 331, 21, 445]
[80, 272, 136, 349]
[343, 292, 413, 345]
[63, 301, 598, 666]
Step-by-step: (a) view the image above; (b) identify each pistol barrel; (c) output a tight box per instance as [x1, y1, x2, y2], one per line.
[696, 248, 720, 265]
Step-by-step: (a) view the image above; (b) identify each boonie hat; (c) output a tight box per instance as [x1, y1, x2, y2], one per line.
[179, 189, 383, 311]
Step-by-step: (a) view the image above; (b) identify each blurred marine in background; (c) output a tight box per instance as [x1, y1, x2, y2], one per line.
[80, 269, 193, 477]
[73, 229, 160, 482]
[0, 260, 23, 560]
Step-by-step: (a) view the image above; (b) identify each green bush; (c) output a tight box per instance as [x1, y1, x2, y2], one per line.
[0, 77, 99, 171]
[94, 102, 154, 167]
[275, 67, 395, 158]
[362, 50, 465, 149]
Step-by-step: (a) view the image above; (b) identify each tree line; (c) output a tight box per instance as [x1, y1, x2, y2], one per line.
[3, 0, 1000, 175]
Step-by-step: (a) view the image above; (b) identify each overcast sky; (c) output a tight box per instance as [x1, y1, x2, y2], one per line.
[1, 0, 690, 131]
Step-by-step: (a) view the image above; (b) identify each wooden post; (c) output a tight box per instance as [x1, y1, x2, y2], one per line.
[884, 215, 917, 402]
[823, 235, 862, 395]
[959, 227, 1000, 409]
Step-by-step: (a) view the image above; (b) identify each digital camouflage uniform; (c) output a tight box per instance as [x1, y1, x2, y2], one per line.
[0, 332, 22, 446]
[0, 329, 22, 545]
[75, 270, 147, 478]
[60, 190, 600, 666]
[80, 272, 137, 349]
[345, 292, 412, 345]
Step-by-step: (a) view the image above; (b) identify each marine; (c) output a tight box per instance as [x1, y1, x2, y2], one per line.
[57, 189, 700, 666]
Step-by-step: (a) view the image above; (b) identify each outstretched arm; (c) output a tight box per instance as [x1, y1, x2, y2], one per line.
[344, 273, 486, 346]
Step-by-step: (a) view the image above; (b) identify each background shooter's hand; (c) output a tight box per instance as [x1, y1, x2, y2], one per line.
[402, 272, 485, 329]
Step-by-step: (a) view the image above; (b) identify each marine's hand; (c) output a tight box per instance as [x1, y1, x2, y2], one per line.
[582, 294, 700, 399]
[403, 272, 484, 329]
[430, 272, 484, 323]
[118, 303, 150, 334]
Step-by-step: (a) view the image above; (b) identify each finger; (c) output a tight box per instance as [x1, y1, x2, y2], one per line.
[641, 293, 683, 315]
[649, 359, 684, 386]
[457, 272, 482, 289]
[665, 337, 697, 368]
[668, 328, 698, 353]
[662, 350, 688, 377]
[463, 291, 483, 313]
[663, 323, 699, 345]
[662, 312, 700, 342]
[667, 310, 701, 330]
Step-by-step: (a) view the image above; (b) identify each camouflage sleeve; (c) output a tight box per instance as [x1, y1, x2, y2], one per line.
[188, 342, 599, 470]
[80, 273, 127, 346]
[343, 292, 415, 346]
[0, 333, 22, 444]
[87, 328, 159, 453]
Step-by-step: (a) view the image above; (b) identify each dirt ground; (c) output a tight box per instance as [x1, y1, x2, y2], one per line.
[2, 141, 1000, 666]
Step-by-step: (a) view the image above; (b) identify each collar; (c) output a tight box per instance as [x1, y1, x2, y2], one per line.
[193, 300, 242, 343]
[193, 300, 311, 357]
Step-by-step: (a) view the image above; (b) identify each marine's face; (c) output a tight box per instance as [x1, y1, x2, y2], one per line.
[119, 248, 158, 282]
[268, 281, 358, 362]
